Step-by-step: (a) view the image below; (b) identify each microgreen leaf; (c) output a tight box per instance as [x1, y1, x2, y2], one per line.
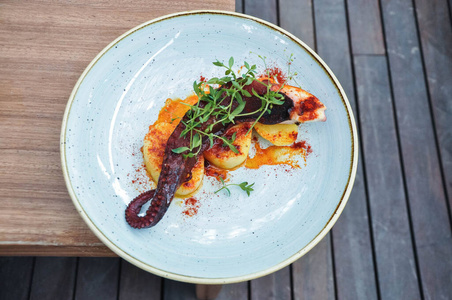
[172, 147, 189, 154]
[228, 56, 234, 68]
[231, 80, 241, 90]
[208, 134, 214, 148]
[231, 101, 245, 117]
[192, 133, 201, 148]
[241, 89, 252, 98]
[207, 77, 219, 84]
[252, 88, 260, 97]
[222, 135, 239, 154]
[239, 182, 255, 196]
[214, 179, 255, 197]
[220, 76, 231, 83]
[193, 81, 200, 95]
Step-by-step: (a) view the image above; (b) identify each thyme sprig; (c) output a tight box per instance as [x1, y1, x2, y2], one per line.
[171, 56, 291, 159]
[214, 176, 255, 197]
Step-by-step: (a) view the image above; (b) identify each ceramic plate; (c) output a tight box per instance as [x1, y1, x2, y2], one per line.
[61, 10, 357, 284]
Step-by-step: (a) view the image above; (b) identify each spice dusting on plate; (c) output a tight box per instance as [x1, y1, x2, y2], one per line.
[182, 197, 200, 217]
[261, 65, 287, 83]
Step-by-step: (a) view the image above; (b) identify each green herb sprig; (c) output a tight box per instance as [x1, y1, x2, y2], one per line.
[214, 176, 255, 197]
[171, 55, 292, 159]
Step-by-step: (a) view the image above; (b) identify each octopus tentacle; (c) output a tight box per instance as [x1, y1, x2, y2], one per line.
[125, 117, 208, 229]
[125, 190, 162, 229]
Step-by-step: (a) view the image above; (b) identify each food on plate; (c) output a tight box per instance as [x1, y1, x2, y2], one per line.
[125, 57, 326, 229]
[277, 84, 326, 123]
[204, 122, 253, 169]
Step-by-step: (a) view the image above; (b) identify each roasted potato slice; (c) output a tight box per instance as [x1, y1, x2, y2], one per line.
[143, 122, 204, 196]
[254, 123, 298, 146]
[204, 122, 252, 169]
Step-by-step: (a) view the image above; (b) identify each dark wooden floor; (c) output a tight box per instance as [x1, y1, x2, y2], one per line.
[1, 0, 451, 299]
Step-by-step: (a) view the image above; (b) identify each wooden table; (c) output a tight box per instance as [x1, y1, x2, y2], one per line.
[0, 0, 234, 256]
[1, 0, 451, 299]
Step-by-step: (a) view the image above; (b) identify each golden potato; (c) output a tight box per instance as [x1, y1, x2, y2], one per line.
[143, 122, 204, 196]
[204, 123, 252, 169]
[254, 123, 298, 146]
[176, 156, 204, 196]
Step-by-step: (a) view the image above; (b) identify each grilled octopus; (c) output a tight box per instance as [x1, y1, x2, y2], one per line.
[125, 79, 326, 229]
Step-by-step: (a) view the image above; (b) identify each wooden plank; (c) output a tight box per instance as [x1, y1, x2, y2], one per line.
[0, 149, 110, 255]
[240, 3, 298, 299]
[346, 0, 385, 54]
[216, 282, 248, 300]
[0, 116, 61, 152]
[275, 1, 336, 298]
[314, 0, 378, 298]
[244, 0, 278, 23]
[0, 257, 34, 300]
[277, 1, 337, 298]
[163, 279, 197, 300]
[414, 0, 452, 220]
[74, 257, 121, 300]
[236, 0, 243, 13]
[279, 0, 315, 49]
[0, 245, 115, 256]
[250, 266, 291, 299]
[0, 0, 234, 256]
[118, 260, 161, 300]
[196, 285, 223, 300]
[354, 55, 421, 299]
[380, 0, 452, 298]
[330, 174, 378, 300]
[29, 257, 77, 300]
[292, 236, 335, 300]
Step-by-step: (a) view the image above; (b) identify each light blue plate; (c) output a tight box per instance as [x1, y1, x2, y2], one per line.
[61, 10, 358, 284]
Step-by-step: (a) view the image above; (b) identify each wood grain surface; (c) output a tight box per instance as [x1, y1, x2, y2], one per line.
[0, 0, 234, 256]
[354, 55, 420, 299]
[314, 0, 378, 298]
[30, 257, 77, 300]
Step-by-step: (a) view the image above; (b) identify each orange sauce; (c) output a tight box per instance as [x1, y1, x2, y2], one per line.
[245, 141, 311, 169]
[154, 95, 198, 126]
[205, 162, 230, 182]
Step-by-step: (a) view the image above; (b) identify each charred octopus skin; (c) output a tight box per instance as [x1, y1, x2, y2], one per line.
[125, 80, 326, 229]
